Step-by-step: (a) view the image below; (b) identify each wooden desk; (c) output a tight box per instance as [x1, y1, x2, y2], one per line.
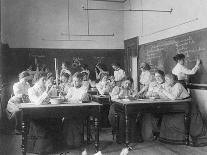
[19, 102, 102, 155]
[92, 95, 111, 128]
[112, 98, 192, 146]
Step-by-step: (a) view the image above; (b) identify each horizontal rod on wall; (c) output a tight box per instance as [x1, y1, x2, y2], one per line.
[90, 0, 127, 3]
[72, 34, 115, 37]
[82, 6, 173, 13]
[61, 33, 115, 37]
[41, 38, 93, 41]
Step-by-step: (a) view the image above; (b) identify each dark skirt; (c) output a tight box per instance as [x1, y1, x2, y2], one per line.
[178, 80, 187, 89]
[108, 103, 142, 143]
[27, 118, 63, 154]
[63, 118, 84, 147]
[159, 105, 207, 146]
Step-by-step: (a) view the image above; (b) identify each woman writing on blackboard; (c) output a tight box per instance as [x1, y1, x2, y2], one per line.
[172, 53, 201, 88]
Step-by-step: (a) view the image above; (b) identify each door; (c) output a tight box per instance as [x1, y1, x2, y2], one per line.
[124, 37, 139, 91]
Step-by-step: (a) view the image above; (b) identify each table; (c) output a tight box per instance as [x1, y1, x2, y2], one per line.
[92, 95, 111, 128]
[112, 98, 192, 146]
[19, 102, 102, 155]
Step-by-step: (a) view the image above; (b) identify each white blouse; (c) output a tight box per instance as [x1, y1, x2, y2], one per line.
[172, 63, 199, 80]
[28, 83, 50, 105]
[114, 69, 126, 82]
[13, 79, 31, 97]
[162, 83, 189, 100]
[96, 81, 110, 95]
[66, 86, 89, 102]
[140, 70, 152, 85]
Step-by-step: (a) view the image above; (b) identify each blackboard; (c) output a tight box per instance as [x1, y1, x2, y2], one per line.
[138, 28, 207, 84]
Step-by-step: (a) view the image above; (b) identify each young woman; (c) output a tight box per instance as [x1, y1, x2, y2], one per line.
[158, 73, 190, 143]
[108, 77, 142, 143]
[159, 74, 189, 100]
[110, 76, 134, 100]
[59, 72, 72, 97]
[95, 63, 109, 81]
[63, 72, 89, 147]
[96, 73, 110, 95]
[108, 77, 134, 132]
[108, 76, 116, 93]
[172, 53, 201, 88]
[145, 70, 165, 99]
[13, 71, 31, 97]
[60, 61, 71, 77]
[80, 64, 90, 81]
[6, 94, 29, 134]
[65, 72, 89, 102]
[140, 70, 165, 140]
[137, 62, 152, 97]
[28, 73, 54, 105]
[111, 63, 126, 86]
[27, 73, 62, 154]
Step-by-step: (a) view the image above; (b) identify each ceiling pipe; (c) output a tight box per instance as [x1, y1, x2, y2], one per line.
[82, 6, 173, 13]
[90, 0, 127, 3]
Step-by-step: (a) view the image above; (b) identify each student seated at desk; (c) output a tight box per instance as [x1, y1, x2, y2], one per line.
[7, 71, 31, 134]
[28, 73, 55, 104]
[63, 72, 89, 147]
[65, 72, 89, 102]
[159, 74, 189, 100]
[138, 70, 166, 140]
[108, 77, 134, 134]
[13, 71, 31, 97]
[27, 73, 62, 154]
[108, 76, 116, 93]
[96, 73, 110, 95]
[59, 72, 72, 97]
[137, 62, 152, 97]
[112, 63, 126, 86]
[158, 74, 191, 142]
[110, 76, 134, 100]
[144, 70, 165, 99]
[6, 94, 30, 134]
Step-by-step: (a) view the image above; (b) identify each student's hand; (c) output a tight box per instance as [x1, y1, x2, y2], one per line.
[46, 84, 53, 93]
[196, 59, 201, 66]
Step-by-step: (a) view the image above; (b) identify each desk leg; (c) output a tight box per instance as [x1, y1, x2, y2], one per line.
[21, 116, 28, 155]
[125, 114, 129, 147]
[94, 117, 99, 152]
[184, 113, 190, 145]
[113, 112, 118, 140]
[86, 117, 91, 144]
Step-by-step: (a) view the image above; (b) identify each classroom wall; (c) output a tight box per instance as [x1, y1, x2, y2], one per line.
[1, 0, 124, 49]
[1, 44, 125, 83]
[124, 0, 207, 45]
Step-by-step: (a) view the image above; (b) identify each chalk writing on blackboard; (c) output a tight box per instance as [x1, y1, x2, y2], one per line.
[139, 28, 207, 84]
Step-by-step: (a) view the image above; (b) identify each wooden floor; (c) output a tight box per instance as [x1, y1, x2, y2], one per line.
[1, 128, 207, 155]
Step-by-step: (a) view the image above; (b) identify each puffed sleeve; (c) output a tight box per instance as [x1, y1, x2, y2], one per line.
[110, 86, 121, 100]
[28, 88, 49, 105]
[180, 64, 199, 75]
[13, 83, 22, 97]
